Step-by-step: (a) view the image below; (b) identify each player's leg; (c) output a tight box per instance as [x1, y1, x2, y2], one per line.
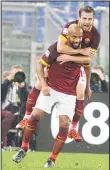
[16, 81, 41, 129]
[23, 67, 48, 121]
[13, 108, 44, 163]
[16, 68, 48, 129]
[13, 89, 55, 163]
[68, 67, 86, 141]
[44, 115, 70, 168]
[44, 93, 76, 168]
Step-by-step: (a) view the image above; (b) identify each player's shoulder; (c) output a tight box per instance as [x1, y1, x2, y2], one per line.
[44, 41, 57, 58]
[48, 41, 57, 49]
[92, 25, 100, 37]
[47, 41, 57, 53]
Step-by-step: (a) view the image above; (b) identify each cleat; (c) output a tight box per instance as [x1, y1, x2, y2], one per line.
[44, 158, 55, 168]
[12, 149, 27, 163]
[16, 119, 28, 129]
[68, 128, 82, 142]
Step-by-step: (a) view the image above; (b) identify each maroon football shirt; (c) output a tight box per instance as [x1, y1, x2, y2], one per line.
[40, 42, 82, 95]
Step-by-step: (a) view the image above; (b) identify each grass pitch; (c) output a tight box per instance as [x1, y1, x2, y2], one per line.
[2, 151, 109, 170]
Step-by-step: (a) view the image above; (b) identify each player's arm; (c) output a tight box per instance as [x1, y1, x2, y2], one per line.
[37, 60, 48, 87]
[57, 54, 92, 64]
[84, 65, 91, 99]
[88, 30, 101, 60]
[84, 31, 101, 98]
[84, 32, 101, 75]
[57, 34, 92, 56]
[37, 54, 50, 96]
[57, 35, 82, 55]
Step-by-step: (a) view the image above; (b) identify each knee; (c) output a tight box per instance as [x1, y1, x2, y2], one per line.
[77, 91, 85, 100]
[60, 119, 69, 128]
[32, 108, 44, 120]
[59, 117, 69, 140]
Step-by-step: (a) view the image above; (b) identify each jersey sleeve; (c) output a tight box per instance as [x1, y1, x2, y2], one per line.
[40, 43, 58, 67]
[91, 31, 101, 52]
[40, 48, 51, 67]
[59, 22, 70, 40]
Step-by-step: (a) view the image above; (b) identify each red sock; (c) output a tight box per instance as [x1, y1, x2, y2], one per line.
[26, 87, 40, 115]
[72, 99, 84, 128]
[21, 114, 39, 151]
[49, 126, 68, 162]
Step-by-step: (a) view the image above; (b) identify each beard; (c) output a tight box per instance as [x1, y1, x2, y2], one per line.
[70, 42, 81, 49]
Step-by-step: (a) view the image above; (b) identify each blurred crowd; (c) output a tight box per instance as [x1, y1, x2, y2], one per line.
[90, 65, 109, 93]
[1, 64, 109, 151]
[1, 65, 37, 151]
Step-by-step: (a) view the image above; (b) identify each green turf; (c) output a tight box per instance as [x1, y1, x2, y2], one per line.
[2, 151, 109, 170]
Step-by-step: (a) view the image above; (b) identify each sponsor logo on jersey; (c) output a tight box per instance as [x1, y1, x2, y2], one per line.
[45, 50, 50, 57]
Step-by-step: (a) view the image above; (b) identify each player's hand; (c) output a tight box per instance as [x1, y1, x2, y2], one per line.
[79, 48, 95, 57]
[41, 85, 50, 96]
[57, 55, 71, 64]
[85, 86, 92, 100]
[15, 82, 25, 88]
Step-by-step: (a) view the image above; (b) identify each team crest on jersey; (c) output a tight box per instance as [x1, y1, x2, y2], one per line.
[62, 28, 68, 35]
[84, 38, 90, 44]
[45, 50, 50, 57]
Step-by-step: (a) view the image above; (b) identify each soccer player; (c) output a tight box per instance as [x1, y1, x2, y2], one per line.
[16, 6, 100, 142]
[57, 6, 100, 141]
[12, 24, 92, 167]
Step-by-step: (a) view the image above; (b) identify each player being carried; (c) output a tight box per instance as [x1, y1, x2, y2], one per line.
[13, 24, 93, 167]
[16, 6, 100, 142]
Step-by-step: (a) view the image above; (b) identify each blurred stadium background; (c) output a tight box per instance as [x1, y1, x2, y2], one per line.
[2, 1, 109, 86]
[1, 2, 109, 170]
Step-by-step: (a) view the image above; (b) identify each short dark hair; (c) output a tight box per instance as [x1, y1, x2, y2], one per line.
[79, 6, 95, 17]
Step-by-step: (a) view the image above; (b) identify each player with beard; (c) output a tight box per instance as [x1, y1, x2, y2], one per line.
[12, 24, 92, 167]
[16, 6, 100, 142]
[57, 6, 100, 141]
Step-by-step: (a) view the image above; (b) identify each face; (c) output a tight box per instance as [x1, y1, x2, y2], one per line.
[79, 11, 94, 31]
[68, 30, 83, 49]
[10, 68, 23, 79]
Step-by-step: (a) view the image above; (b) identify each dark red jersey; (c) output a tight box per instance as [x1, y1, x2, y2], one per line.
[60, 20, 100, 51]
[40, 42, 82, 95]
